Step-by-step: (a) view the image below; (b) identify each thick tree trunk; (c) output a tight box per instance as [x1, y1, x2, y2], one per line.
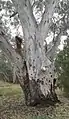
[12, 0, 59, 105]
[0, 29, 58, 105]
[21, 35, 58, 106]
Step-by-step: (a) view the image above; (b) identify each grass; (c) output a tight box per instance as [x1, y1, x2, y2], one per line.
[0, 81, 22, 96]
[0, 81, 69, 119]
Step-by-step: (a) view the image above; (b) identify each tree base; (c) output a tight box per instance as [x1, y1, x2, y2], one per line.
[26, 93, 59, 106]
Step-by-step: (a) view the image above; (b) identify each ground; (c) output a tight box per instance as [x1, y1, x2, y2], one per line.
[0, 81, 69, 119]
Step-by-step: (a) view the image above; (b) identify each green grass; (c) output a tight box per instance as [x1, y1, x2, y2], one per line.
[0, 83, 22, 96]
[0, 81, 69, 119]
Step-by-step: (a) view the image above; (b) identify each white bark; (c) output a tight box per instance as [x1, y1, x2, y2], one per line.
[40, 0, 59, 40]
[11, 0, 59, 105]
[0, 27, 24, 86]
[0, 0, 59, 105]
[46, 31, 62, 61]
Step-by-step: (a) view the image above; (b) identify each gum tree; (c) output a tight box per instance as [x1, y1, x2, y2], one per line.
[0, 0, 60, 106]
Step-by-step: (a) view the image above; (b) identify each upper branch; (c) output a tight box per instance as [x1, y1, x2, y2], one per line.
[28, 0, 38, 26]
[12, 0, 38, 28]
[46, 31, 62, 61]
[40, 0, 59, 40]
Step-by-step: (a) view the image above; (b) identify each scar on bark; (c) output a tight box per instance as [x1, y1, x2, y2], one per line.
[15, 36, 22, 49]
[15, 36, 22, 55]
[53, 78, 57, 89]
[44, 40, 47, 53]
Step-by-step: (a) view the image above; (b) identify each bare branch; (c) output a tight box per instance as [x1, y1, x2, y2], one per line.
[12, 0, 38, 28]
[0, 32, 15, 61]
[39, 0, 59, 40]
[46, 31, 62, 61]
[28, 0, 38, 26]
[0, 27, 24, 63]
[0, 28, 25, 85]
[10, 11, 18, 18]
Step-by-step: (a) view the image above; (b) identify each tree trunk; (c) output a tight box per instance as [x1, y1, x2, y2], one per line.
[12, 0, 59, 105]
[21, 33, 58, 106]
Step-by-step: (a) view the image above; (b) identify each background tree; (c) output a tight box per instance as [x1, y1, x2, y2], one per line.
[55, 39, 69, 93]
[0, 50, 13, 82]
[53, 0, 69, 93]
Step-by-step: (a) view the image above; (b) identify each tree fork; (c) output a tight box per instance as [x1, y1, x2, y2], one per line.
[11, 0, 59, 105]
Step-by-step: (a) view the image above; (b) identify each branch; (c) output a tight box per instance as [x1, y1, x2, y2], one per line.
[0, 27, 26, 86]
[0, 27, 24, 65]
[0, 31, 15, 61]
[46, 31, 62, 61]
[28, 0, 38, 26]
[40, 0, 59, 40]
[10, 12, 18, 18]
[12, 0, 38, 28]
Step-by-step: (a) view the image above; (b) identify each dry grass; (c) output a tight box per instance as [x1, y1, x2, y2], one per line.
[0, 81, 69, 119]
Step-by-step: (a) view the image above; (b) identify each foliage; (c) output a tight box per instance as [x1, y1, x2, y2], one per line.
[0, 0, 22, 37]
[0, 51, 13, 82]
[52, 0, 69, 93]
[55, 38, 69, 93]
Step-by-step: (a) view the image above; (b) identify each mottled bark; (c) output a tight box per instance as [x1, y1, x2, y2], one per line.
[1, 0, 60, 105]
[0, 28, 24, 86]
[11, 0, 60, 106]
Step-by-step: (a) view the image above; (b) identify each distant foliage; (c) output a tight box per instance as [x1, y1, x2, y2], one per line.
[55, 38, 69, 92]
[0, 51, 13, 82]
